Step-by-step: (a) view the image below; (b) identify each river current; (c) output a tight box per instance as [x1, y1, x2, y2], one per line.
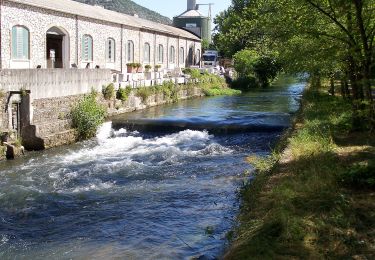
[0, 80, 304, 259]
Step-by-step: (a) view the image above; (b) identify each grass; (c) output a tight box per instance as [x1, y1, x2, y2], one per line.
[203, 85, 241, 96]
[225, 85, 375, 259]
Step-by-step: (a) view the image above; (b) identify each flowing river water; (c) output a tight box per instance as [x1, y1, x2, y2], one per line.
[0, 80, 304, 259]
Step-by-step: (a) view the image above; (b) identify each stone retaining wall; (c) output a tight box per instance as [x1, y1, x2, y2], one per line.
[21, 86, 204, 150]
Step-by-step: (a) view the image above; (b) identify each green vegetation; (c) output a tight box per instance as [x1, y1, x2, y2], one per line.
[202, 86, 241, 96]
[73, 0, 171, 25]
[102, 83, 115, 100]
[184, 68, 242, 96]
[133, 70, 240, 102]
[144, 64, 152, 71]
[214, 0, 374, 127]
[225, 85, 375, 259]
[71, 92, 106, 140]
[232, 50, 281, 89]
[116, 86, 132, 101]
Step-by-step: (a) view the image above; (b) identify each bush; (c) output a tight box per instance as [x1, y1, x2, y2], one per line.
[102, 83, 115, 100]
[136, 87, 153, 102]
[230, 76, 257, 90]
[183, 68, 202, 79]
[203, 85, 241, 96]
[340, 161, 375, 189]
[116, 86, 132, 101]
[71, 92, 106, 140]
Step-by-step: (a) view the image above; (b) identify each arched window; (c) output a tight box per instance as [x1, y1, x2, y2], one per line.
[11, 25, 30, 60]
[106, 38, 115, 63]
[196, 49, 201, 65]
[169, 46, 175, 63]
[82, 34, 93, 61]
[188, 47, 194, 65]
[127, 40, 134, 63]
[179, 47, 185, 64]
[158, 44, 164, 63]
[144, 42, 150, 63]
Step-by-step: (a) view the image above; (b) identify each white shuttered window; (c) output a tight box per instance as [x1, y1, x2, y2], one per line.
[82, 35, 93, 61]
[11, 26, 29, 60]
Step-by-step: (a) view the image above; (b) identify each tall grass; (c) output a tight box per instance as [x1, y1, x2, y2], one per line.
[226, 86, 374, 259]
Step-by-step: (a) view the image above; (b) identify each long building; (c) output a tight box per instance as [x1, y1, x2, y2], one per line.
[0, 0, 202, 71]
[0, 0, 202, 150]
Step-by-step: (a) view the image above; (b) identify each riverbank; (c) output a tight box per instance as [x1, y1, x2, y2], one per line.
[225, 85, 375, 259]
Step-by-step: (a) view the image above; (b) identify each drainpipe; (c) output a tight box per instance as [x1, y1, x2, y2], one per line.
[138, 30, 141, 64]
[177, 36, 180, 68]
[153, 32, 156, 68]
[167, 36, 169, 69]
[120, 24, 123, 72]
[75, 15, 79, 66]
[0, 0, 2, 69]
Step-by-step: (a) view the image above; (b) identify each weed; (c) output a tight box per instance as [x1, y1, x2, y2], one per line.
[71, 92, 106, 140]
[116, 86, 132, 101]
[102, 83, 115, 100]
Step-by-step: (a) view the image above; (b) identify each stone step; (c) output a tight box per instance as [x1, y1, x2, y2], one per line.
[35, 120, 72, 137]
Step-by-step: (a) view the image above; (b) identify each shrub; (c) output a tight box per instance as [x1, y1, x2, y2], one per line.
[102, 83, 115, 100]
[203, 85, 241, 96]
[116, 86, 132, 101]
[136, 87, 153, 102]
[71, 93, 106, 140]
[145, 64, 152, 71]
[340, 161, 375, 189]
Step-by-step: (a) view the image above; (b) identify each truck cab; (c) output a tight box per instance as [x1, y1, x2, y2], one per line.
[202, 50, 219, 67]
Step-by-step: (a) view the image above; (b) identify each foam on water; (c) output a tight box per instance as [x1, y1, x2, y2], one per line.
[61, 122, 232, 166]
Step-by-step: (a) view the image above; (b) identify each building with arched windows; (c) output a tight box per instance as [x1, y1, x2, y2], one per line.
[0, 0, 202, 149]
[0, 0, 201, 71]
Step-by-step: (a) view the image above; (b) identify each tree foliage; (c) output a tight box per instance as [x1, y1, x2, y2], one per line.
[214, 0, 375, 127]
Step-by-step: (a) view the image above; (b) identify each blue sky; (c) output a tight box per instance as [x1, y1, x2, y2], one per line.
[132, 0, 232, 25]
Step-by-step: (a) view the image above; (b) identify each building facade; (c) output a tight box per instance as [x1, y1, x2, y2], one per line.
[0, 0, 202, 71]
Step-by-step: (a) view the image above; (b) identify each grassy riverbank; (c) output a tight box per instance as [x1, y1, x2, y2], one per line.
[225, 86, 375, 259]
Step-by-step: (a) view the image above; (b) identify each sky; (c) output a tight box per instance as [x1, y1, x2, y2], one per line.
[132, 0, 232, 29]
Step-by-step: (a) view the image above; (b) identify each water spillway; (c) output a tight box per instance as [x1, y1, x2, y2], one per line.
[0, 81, 304, 259]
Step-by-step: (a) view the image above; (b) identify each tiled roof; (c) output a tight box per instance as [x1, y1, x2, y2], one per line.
[8, 0, 200, 40]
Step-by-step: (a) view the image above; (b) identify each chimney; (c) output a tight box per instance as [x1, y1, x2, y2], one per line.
[187, 0, 196, 10]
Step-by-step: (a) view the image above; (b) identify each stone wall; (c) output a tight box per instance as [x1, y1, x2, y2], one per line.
[0, 90, 8, 131]
[22, 86, 204, 150]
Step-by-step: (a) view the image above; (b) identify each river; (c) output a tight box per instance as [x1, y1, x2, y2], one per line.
[0, 79, 304, 259]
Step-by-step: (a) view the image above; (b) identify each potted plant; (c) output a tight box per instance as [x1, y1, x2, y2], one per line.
[135, 63, 142, 73]
[144, 64, 152, 72]
[154, 64, 161, 72]
[126, 63, 136, 73]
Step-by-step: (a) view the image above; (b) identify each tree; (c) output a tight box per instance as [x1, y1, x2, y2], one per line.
[214, 0, 375, 127]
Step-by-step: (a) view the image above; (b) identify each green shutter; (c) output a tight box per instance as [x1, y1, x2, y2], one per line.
[11, 26, 29, 60]
[82, 36, 86, 61]
[11, 27, 17, 59]
[22, 28, 29, 59]
[88, 37, 93, 61]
